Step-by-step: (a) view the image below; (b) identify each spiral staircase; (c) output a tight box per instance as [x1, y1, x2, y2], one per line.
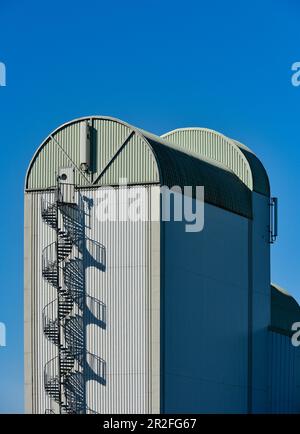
[41, 183, 83, 414]
[41, 181, 106, 414]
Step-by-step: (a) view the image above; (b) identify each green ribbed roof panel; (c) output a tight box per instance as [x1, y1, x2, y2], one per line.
[26, 116, 160, 189]
[162, 128, 254, 190]
[162, 128, 270, 197]
[234, 140, 270, 197]
[25, 116, 252, 218]
[146, 137, 252, 219]
[27, 120, 91, 189]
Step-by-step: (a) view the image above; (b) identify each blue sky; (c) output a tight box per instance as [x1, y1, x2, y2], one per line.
[0, 0, 299, 413]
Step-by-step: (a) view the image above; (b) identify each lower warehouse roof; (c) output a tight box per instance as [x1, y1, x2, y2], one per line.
[270, 283, 300, 336]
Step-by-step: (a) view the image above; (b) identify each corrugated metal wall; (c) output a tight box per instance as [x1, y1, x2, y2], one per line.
[26, 185, 159, 414]
[83, 186, 152, 413]
[29, 191, 59, 413]
[268, 331, 300, 413]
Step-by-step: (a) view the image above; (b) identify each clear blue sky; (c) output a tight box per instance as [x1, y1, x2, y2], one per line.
[0, 0, 299, 413]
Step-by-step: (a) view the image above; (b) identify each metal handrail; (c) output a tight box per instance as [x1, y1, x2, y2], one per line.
[44, 356, 59, 388]
[86, 296, 106, 325]
[42, 242, 57, 273]
[41, 195, 56, 214]
[42, 299, 58, 331]
[87, 351, 106, 381]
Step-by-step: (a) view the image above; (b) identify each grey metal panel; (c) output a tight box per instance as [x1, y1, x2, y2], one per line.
[150, 187, 161, 413]
[163, 200, 249, 413]
[24, 194, 33, 413]
[268, 331, 300, 413]
[28, 190, 85, 413]
[25, 185, 160, 414]
[82, 186, 155, 413]
[250, 192, 271, 413]
[29, 191, 59, 414]
[161, 128, 253, 190]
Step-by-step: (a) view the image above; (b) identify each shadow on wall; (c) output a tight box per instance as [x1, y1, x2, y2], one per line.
[64, 193, 107, 411]
[42, 191, 107, 414]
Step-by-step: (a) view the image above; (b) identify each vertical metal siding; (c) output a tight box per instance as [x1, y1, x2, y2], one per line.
[268, 331, 300, 413]
[27, 185, 158, 413]
[83, 186, 153, 413]
[30, 191, 59, 413]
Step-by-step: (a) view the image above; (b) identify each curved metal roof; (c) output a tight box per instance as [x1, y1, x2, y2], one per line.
[233, 140, 270, 197]
[146, 137, 252, 218]
[25, 116, 160, 189]
[25, 116, 252, 218]
[270, 283, 300, 335]
[161, 128, 270, 197]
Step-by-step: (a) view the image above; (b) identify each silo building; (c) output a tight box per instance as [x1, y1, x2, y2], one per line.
[24, 116, 300, 413]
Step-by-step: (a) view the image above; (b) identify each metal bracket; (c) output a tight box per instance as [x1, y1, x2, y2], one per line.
[269, 197, 278, 243]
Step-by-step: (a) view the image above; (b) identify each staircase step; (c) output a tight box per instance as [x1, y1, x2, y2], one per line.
[45, 378, 60, 403]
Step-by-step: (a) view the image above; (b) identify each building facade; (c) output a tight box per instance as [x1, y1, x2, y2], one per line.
[24, 116, 300, 413]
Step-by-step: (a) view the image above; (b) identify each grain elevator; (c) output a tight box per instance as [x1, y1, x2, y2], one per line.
[24, 116, 300, 413]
